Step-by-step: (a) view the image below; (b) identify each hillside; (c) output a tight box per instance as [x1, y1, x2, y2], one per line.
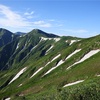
[0, 28, 18, 48]
[0, 28, 100, 100]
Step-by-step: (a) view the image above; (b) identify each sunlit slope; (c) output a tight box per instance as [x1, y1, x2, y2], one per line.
[0, 29, 100, 100]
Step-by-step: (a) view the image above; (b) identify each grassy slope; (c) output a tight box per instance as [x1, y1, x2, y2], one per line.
[0, 35, 100, 99]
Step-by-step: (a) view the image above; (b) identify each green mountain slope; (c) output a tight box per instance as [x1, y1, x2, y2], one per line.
[0, 28, 100, 100]
[0, 28, 18, 48]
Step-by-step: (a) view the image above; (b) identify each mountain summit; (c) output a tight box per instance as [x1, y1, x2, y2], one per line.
[28, 29, 59, 38]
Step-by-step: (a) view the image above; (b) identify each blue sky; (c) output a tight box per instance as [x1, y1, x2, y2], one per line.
[0, 0, 100, 37]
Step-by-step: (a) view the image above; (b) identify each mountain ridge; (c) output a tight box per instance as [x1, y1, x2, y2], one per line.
[0, 28, 100, 100]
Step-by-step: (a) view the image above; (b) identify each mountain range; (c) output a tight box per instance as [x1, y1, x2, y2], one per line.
[0, 28, 100, 100]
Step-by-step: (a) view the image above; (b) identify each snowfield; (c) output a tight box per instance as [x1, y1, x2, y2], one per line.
[63, 80, 84, 87]
[9, 67, 27, 84]
[67, 49, 100, 70]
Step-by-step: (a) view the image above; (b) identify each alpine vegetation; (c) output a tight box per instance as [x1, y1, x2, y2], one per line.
[0, 28, 100, 100]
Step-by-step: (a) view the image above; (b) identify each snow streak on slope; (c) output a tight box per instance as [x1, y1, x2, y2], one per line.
[65, 49, 81, 60]
[30, 54, 61, 78]
[31, 38, 43, 52]
[41, 37, 52, 41]
[18, 84, 22, 87]
[45, 45, 54, 55]
[16, 43, 20, 50]
[43, 49, 81, 76]
[70, 40, 80, 45]
[51, 54, 61, 62]
[67, 49, 100, 70]
[43, 60, 64, 76]
[45, 54, 61, 66]
[30, 67, 43, 78]
[30, 44, 38, 52]
[5, 97, 11, 100]
[54, 38, 60, 42]
[63, 80, 84, 87]
[41, 37, 60, 42]
[9, 67, 27, 84]
[97, 74, 100, 77]
[22, 39, 42, 60]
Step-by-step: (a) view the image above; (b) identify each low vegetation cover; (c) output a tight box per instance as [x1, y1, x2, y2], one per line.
[0, 28, 100, 100]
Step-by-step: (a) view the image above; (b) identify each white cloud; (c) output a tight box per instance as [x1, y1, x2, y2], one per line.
[34, 20, 51, 28]
[0, 4, 52, 30]
[24, 11, 34, 19]
[48, 19, 55, 22]
[0, 4, 30, 27]
[24, 11, 34, 16]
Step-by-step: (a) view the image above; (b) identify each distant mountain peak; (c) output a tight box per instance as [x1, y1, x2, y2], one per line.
[15, 32, 26, 36]
[29, 29, 59, 38]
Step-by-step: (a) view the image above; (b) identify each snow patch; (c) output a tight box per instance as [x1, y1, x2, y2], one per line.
[30, 45, 38, 52]
[22, 39, 42, 60]
[45, 54, 61, 67]
[30, 39, 42, 52]
[51, 54, 61, 62]
[43, 67, 56, 76]
[18, 84, 22, 87]
[43, 49, 81, 76]
[46, 45, 54, 55]
[65, 49, 81, 60]
[25, 42, 27, 47]
[31, 39, 42, 51]
[53, 38, 60, 42]
[45, 62, 50, 67]
[9, 67, 27, 84]
[5, 97, 11, 100]
[56, 60, 64, 67]
[43, 60, 64, 76]
[70, 40, 80, 45]
[30, 54, 60, 78]
[41, 37, 60, 42]
[41, 37, 52, 41]
[16, 43, 20, 50]
[66, 40, 68, 43]
[20, 35, 22, 37]
[11, 34, 14, 38]
[67, 49, 100, 70]
[63, 80, 84, 88]
[96, 74, 100, 77]
[30, 67, 43, 78]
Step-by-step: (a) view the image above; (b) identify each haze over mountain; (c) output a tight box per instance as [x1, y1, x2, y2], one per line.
[0, 28, 100, 100]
